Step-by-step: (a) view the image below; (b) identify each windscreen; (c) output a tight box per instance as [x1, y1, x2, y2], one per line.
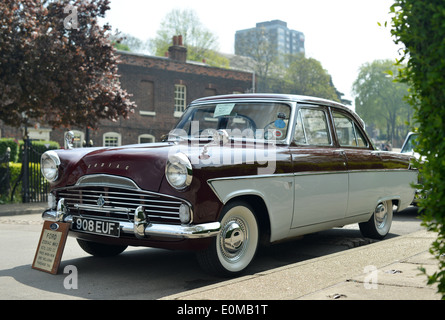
[170, 102, 291, 141]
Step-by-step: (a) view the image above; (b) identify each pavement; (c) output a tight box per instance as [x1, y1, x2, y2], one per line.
[0, 202, 442, 300]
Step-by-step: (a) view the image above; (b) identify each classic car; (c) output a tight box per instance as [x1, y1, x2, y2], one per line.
[41, 94, 417, 276]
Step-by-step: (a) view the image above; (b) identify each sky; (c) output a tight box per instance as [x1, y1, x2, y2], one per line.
[102, 0, 401, 105]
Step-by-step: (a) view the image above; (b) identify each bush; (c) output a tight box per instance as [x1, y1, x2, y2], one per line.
[0, 138, 20, 162]
[391, 0, 445, 298]
[17, 140, 60, 163]
[8, 162, 22, 203]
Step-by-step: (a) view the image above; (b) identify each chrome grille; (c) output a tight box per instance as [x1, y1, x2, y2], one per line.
[56, 185, 184, 225]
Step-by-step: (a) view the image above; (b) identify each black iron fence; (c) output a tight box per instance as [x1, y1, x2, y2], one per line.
[0, 148, 11, 199]
[9, 138, 49, 203]
[23, 138, 49, 202]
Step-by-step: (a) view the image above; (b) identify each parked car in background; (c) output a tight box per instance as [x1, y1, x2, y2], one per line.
[41, 94, 417, 276]
[400, 131, 423, 204]
[401, 132, 420, 158]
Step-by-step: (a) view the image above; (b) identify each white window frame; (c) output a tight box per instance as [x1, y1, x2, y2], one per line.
[71, 130, 84, 148]
[138, 134, 155, 144]
[174, 84, 186, 117]
[103, 132, 121, 147]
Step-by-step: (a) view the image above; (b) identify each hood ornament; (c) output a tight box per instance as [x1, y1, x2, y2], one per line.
[65, 131, 75, 150]
[200, 130, 229, 160]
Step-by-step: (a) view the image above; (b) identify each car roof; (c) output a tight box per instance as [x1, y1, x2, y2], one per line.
[191, 93, 363, 125]
[193, 93, 339, 105]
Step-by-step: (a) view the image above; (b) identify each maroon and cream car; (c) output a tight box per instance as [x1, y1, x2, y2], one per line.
[41, 94, 417, 276]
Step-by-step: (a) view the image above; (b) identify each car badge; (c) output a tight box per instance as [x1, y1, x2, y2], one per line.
[97, 194, 105, 207]
[50, 223, 59, 231]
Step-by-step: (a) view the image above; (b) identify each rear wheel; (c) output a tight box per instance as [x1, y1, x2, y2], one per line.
[359, 200, 393, 239]
[77, 239, 127, 257]
[197, 200, 259, 277]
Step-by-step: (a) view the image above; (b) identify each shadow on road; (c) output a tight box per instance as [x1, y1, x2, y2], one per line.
[1, 207, 422, 299]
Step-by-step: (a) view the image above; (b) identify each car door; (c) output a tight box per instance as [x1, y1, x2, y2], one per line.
[330, 109, 384, 217]
[289, 106, 348, 228]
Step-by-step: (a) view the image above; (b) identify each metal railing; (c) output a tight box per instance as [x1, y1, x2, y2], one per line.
[10, 138, 49, 203]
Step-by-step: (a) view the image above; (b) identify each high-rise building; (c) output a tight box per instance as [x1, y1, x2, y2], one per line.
[235, 20, 305, 61]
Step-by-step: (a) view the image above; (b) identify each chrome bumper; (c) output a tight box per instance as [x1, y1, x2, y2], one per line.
[42, 199, 220, 239]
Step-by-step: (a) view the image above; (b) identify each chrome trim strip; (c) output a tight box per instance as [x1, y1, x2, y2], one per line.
[207, 168, 413, 184]
[41, 212, 220, 239]
[74, 203, 131, 213]
[76, 174, 139, 189]
[122, 221, 221, 239]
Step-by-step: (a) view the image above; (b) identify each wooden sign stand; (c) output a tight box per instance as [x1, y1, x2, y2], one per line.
[32, 221, 70, 274]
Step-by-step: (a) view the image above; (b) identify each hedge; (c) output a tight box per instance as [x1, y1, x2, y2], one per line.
[0, 138, 20, 163]
[391, 0, 445, 298]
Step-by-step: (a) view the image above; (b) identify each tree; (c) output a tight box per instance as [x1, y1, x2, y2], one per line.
[149, 9, 229, 68]
[235, 27, 279, 92]
[391, 0, 445, 298]
[352, 59, 411, 146]
[110, 31, 149, 54]
[281, 54, 339, 102]
[0, 0, 135, 130]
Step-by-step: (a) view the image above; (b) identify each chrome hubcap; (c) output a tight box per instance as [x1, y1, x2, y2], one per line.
[220, 218, 247, 261]
[375, 202, 388, 229]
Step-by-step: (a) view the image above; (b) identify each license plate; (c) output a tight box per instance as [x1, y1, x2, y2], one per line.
[72, 217, 120, 237]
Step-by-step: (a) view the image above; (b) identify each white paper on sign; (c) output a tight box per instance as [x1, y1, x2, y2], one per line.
[213, 103, 235, 118]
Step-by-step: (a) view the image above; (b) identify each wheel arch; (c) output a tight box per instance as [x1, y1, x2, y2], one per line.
[224, 194, 271, 246]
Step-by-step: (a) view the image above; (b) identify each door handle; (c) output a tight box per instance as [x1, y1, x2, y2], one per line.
[335, 149, 345, 155]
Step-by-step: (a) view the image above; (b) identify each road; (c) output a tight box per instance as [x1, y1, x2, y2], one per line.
[0, 206, 423, 300]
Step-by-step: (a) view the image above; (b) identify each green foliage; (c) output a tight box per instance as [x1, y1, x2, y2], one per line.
[283, 55, 339, 102]
[391, 0, 445, 299]
[16, 140, 60, 163]
[0, 162, 22, 203]
[112, 41, 130, 52]
[149, 8, 229, 68]
[7, 162, 22, 203]
[352, 59, 412, 146]
[0, 139, 58, 203]
[0, 138, 20, 162]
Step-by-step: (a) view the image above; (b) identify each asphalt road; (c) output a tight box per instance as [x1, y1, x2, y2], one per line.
[0, 206, 423, 300]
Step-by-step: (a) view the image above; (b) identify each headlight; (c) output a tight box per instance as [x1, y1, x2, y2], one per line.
[165, 153, 193, 190]
[41, 151, 60, 182]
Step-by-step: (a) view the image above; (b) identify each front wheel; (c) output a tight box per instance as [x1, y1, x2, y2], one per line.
[196, 201, 259, 277]
[359, 200, 393, 240]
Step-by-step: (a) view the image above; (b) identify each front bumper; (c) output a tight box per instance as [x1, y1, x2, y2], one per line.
[42, 199, 220, 239]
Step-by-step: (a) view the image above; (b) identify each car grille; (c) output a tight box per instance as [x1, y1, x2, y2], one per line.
[55, 184, 185, 225]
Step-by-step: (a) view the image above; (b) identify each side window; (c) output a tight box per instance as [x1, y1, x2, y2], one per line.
[294, 108, 331, 145]
[333, 111, 368, 148]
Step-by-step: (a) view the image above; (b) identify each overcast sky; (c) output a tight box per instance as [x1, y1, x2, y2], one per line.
[102, 0, 401, 105]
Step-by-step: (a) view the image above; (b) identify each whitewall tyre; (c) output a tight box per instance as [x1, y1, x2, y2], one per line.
[197, 201, 259, 277]
[359, 200, 393, 240]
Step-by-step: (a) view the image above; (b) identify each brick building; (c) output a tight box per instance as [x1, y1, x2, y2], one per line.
[1, 36, 255, 148]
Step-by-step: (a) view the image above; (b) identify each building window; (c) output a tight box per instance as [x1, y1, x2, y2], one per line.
[103, 132, 121, 147]
[174, 84, 186, 117]
[139, 80, 156, 116]
[71, 130, 84, 148]
[138, 134, 155, 144]
[205, 88, 217, 97]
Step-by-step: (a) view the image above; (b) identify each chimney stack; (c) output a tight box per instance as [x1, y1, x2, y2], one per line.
[168, 35, 187, 62]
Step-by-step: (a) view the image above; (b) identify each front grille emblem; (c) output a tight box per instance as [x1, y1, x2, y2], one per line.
[97, 194, 105, 207]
